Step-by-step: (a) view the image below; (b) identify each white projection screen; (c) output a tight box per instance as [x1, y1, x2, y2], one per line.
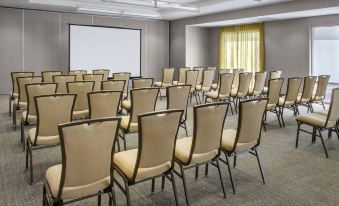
[70, 24, 141, 76]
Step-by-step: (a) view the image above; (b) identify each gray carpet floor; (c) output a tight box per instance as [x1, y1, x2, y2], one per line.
[0, 94, 339, 206]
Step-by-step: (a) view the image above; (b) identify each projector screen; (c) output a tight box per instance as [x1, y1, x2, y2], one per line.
[69, 24, 141, 76]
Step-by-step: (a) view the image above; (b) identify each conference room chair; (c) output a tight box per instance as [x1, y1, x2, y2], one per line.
[93, 69, 110, 80]
[67, 81, 94, 119]
[122, 78, 154, 112]
[173, 103, 229, 206]
[43, 117, 120, 206]
[118, 88, 159, 151]
[154, 67, 175, 100]
[195, 69, 215, 103]
[263, 70, 283, 94]
[295, 88, 339, 158]
[231, 72, 252, 113]
[231, 68, 245, 89]
[25, 94, 76, 184]
[220, 98, 268, 194]
[9, 72, 34, 116]
[207, 66, 217, 70]
[296, 76, 317, 113]
[83, 74, 104, 91]
[13, 76, 42, 130]
[88, 90, 122, 119]
[263, 78, 284, 131]
[173, 67, 190, 85]
[52, 75, 76, 93]
[68, 70, 87, 81]
[21, 83, 57, 147]
[193, 67, 205, 86]
[102, 79, 125, 92]
[311, 75, 330, 110]
[248, 71, 267, 97]
[185, 70, 199, 104]
[112, 109, 183, 206]
[41, 71, 62, 83]
[166, 85, 191, 137]
[278, 77, 303, 127]
[112, 72, 131, 99]
[211, 69, 231, 90]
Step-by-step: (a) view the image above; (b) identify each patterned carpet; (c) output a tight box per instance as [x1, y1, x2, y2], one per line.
[0, 94, 338, 206]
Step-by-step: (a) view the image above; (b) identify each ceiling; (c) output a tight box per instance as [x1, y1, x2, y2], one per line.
[0, 0, 292, 20]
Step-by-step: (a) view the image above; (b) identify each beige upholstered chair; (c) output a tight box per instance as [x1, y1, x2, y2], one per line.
[264, 78, 284, 130]
[263, 70, 283, 94]
[21, 83, 57, 146]
[43, 117, 120, 205]
[93, 69, 110, 80]
[118, 88, 159, 150]
[83, 74, 104, 91]
[312, 75, 330, 110]
[174, 103, 229, 205]
[113, 110, 183, 206]
[68, 70, 87, 81]
[13, 76, 42, 129]
[231, 68, 245, 89]
[41, 71, 62, 83]
[173, 67, 190, 85]
[185, 70, 199, 104]
[231, 73, 252, 112]
[52, 75, 76, 93]
[9, 72, 34, 116]
[211, 69, 231, 90]
[166, 85, 191, 137]
[248, 71, 267, 97]
[67, 81, 94, 119]
[193, 67, 205, 85]
[102, 80, 125, 92]
[295, 88, 339, 158]
[195, 69, 215, 103]
[296, 76, 317, 113]
[278, 77, 303, 127]
[88, 91, 122, 119]
[112, 72, 131, 99]
[221, 98, 268, 194]
[25, 94, 76, 184]
[154, 68, 175, 88]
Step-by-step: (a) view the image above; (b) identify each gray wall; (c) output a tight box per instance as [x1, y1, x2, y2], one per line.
[0, 7, 169, 94]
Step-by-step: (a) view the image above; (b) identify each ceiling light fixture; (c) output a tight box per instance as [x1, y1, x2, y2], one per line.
[155, 1, 200, 12]
[77, 7, 122, 15]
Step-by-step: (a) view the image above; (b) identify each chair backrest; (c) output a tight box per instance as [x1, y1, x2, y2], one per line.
[325, 88, 339, 127]
[300, 76, 317, 101]
[102, 80, 125, 92]
[285, 77, 303, 103]
[270, 71, 282, 79]
[11, 72, 34, 95]
[185, 70, 199, 91]
[193, 67, 205, 85]
[112, 73, 131, 97]
[231, 98, 268, 152]
[188, 103, 228, 163]
[232, 69, 245, 87]
[34, 94, 76, 145]
[53, 75, 76, 93]
[93, 69, 110, 81]
[219, 69, 231, 74]
[218, 73, 234, 96]
[132, 78, 154, 89]
[17, 76, 42, 104]
[133, 110, 183, 180]
[67, 81, 94, 111]
[253, 72, 267, 93]
[162, 68, 175, 85]
[25, 83, 57, 118]
[177, 67, 190, 84]
[201, 69, 215, 88]
[57, 117, 120, 198]
[42, 71, 62, 83]
[130, 88, 159, 127]
[88, 91, 122, 119]
[315, 75, 330, 99]
[83, 74, 104, 91]
[237, 73, 252, 94]
[166, 85, 191, 121]
[267, 78, 284, 105]
[69, 70, 87, 81]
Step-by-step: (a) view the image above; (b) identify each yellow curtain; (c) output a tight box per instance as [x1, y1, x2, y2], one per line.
[219, 23, 265, 73]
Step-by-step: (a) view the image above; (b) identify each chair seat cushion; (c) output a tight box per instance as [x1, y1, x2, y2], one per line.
[263, 87, 268, 94]
[248, 90, 261, 96]
[113, 149, 171, 181]
[12, 92, 19, 98]
[172, 81, 178, 85]
[28, 128, 59, 145]
[21, 111, 37, 124]
[315, 110, 328, 116]
[221, 129, 257, 153]
[122, 100, 131, 110]
[14, 100, 27, 109]
[211, 83, 218, 90]
[195, 85, 211, 92]
[175, 137, 218, 165]
[72, 110, 89, 119]
[206, 91, 229, 100]
[295, 113, 334, 128]
[120, 116, 138, 132]
[278, 97, 294, 107]
[266, 103, 277, 110]
[297, 95, 310, 104]
[46, 164, 110, 200]
[312, 95, 324, 102]
[123, 93, 128, 99]
[231, 89, 245, 97]
[154, 82, 162, 87]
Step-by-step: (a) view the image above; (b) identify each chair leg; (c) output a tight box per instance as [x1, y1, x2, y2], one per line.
[43, 184, 47, 206]
[215, 158, 226, 198]
[124, 181, 131, 206]
[151, 178, 155, 192]
[170, 171, 179, 206]
[224, 154, 236, 194]
[205, 163, 209, 176]
[9, 95, 12, 117]
[335, 125, 339, 140]
[321, 100, 326, 110]
[195, 165, 199, 179]
[111, 170, 117, 206]
[254, 149, 266, 183]
[161, 175, 165, 190]
[97, 193, 101, 206]
[280, 108, 286, 127]
[276, 108, 282, 128]
[29, 144, 33, 185]
[233, 156, 237, 168]
[179, 165, 190, 206]
[312, 127, 316, 144]
[25, 139, 29, 169]
[13, 105, 17, 131]
[122, 131, 127, 151]
[317, 129, 329, 158]
[296, 122, 301, 148]
[229, 102, 234, 115]
[183, 121, 188, 137]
